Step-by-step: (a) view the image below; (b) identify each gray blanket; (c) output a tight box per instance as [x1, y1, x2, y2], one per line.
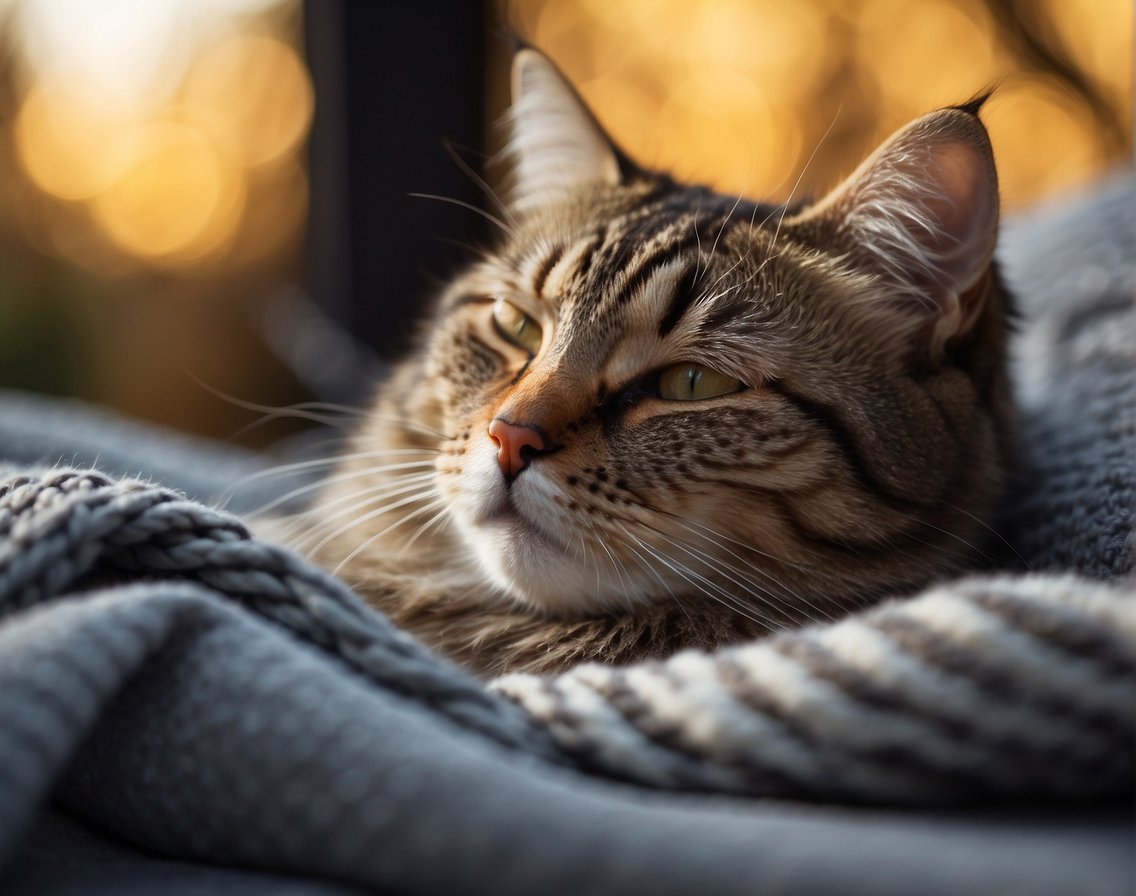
[1, 174, 1133, 895]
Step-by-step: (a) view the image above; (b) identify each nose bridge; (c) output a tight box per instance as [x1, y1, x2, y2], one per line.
[493, 356, 594, 441]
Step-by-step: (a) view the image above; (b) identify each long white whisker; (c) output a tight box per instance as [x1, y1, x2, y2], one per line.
[331, 498, 447, 575]
[767, 103, 842, 256]
[664, 526, 829, 625]
[361, 415, 451, 441]
[302, 486, 439, 558]
[399, 503, 453, 554]
[619, 523, 770, 627]
[613, 523, 690, 620]
[235, 446, 436, 489]
[249, 460, 437, 520]
[277, 472, 437, 542]
[665, 519, 836, 623]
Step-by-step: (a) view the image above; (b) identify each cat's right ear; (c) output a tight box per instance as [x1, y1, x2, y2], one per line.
[788, 104, 1000, 357]
[505, 49, 623, 210]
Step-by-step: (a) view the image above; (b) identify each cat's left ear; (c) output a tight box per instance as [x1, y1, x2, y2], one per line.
[505, 48, 624, 210]
[791, 103, 999, 355]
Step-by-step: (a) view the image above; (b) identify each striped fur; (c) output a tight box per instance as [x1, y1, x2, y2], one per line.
[307, 50, 1014, 677]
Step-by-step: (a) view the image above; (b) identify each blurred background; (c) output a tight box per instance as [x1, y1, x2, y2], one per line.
[0, 0, 1130, 448]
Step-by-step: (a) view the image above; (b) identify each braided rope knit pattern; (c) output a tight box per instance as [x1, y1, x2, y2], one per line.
[494, 575, 1136, 803]
[0, 468, 559, 760]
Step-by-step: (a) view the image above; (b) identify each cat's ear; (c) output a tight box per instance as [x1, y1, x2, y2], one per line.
[505, 48, 623, 209]
[792, 104, 999, 354]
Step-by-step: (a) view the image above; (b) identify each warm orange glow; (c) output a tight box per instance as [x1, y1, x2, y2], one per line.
[1042, 0, 1133, 101]
[4, 0, 308, 274]
[89, 123, 245, 262]
[985, 77, 1107, 208]
[656, 70, 802, 192]
[854, 0, 1001, 112]
[511, 0, 1133, 209]
[14, 80, 140, 200]
[183, 35, 313, 169]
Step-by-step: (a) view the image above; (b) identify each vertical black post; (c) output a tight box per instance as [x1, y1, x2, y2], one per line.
[304, 1, 488, 359]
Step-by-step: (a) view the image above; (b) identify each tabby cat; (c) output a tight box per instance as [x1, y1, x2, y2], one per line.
[307, 48, 1014, 677]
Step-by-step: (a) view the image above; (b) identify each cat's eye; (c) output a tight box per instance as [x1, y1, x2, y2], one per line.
[658, 363, 743, 401]
[492, 299, 543, 354]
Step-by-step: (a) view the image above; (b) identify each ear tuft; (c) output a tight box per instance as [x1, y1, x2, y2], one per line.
[794, 107, 1000, 354]
[947, 90, 993, 117]
[506, 49, 621, 210]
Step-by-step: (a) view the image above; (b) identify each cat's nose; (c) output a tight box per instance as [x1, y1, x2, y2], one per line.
[488, 418, 546, 480]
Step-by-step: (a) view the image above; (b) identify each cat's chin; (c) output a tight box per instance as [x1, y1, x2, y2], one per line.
[455, 492, 645, 617]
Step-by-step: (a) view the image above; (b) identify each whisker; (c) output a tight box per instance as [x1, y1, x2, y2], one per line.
[691, 194, 705, 282]
[698, 188, 747, 284]
[647, 526, 801, 625]
[248, 460, 437, 520]
[360, 414, 452, 442]
[767, 103, 842, 255]
[441, 139, 517, 225]
[408, 192, 516, 238]
[665, 519, 836, 623]
[590, 522, 637, 604]
[331, 498, 448, 575]
[185, 373, 365, 434]
[940, 499, 1031, 570]
[304, 481, 440, 558]
[398, 503, 453, 554]
[290, 477, 438, 553]
[908, 516, 1003, 568]
[277, 473, 437, 544]
[231, 447, 439, 493]
[630, 534, 770, 628]
[612, 523, 691, 621]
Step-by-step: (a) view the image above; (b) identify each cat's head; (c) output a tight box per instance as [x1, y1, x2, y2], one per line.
[341, 48, 1012, 624]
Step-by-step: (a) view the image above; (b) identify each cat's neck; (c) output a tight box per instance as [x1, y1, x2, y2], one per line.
[351, 573, 770, 677]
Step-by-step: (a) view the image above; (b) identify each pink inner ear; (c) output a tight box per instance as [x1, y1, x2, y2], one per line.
[917, 140, 997, 293]
[799, 109, 1002, 352]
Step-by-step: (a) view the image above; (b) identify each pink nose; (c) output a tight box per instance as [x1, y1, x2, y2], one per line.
[488, 418, 546, 480]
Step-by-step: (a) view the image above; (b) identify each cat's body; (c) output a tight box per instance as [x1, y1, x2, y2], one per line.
[307, 50, 1014, 677]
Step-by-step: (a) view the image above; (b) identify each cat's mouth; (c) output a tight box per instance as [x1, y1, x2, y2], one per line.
[477, 493, 560, 547]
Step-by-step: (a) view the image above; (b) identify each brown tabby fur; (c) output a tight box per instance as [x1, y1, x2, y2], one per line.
[301, 51, 1014, 678]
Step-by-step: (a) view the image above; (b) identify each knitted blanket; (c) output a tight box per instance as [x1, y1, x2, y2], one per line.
[1, 174, 1133, 895]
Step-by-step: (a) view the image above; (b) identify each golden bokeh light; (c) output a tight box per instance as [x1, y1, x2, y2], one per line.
[89, 122, 245, 262]
[5, 0, 309, 274]
[14, 80, 141, 200]
[684, 0, 828, 96]
[985, 77, 1108, 208]
[658, 70, 802, 193]
[510, 0, 1132, 210]
[1042, 0, 1133, 103]
[183, 34, 314, 169]
[854, 0, 1001, 114]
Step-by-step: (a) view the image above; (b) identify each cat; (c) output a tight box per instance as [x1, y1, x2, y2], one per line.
[304, 47, 1014, 678]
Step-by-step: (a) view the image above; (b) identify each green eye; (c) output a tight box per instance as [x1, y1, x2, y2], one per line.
[658, 363, 743, 401]
[492, 299, 543, 354]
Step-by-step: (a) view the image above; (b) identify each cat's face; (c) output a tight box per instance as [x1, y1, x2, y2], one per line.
[325, 50, 1011, 627]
